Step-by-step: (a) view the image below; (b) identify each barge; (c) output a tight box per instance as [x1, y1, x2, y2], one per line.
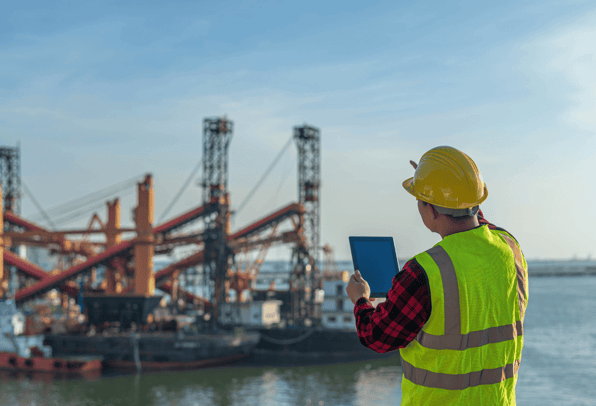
[254, 326, 395, 362]
[44, 330, 260, 371]
[41, 294, 260, 371]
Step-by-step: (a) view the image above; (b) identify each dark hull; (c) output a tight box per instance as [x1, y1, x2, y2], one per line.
[44, 331, 260, 371]
[104, 353, 248, 371]
[255, 327, 396, 361]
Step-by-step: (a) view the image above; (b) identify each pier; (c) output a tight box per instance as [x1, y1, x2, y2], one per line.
[527, 259, 596, 277]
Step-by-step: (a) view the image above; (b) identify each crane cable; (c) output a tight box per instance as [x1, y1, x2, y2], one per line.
[47, 176, 141, 218]
[158, 157, 203, 224]
[234, 135, 293, 218]
[23, 134, 290, 228]
[28, 174, 144, 223]
[263, 152, 294, 210]
[21, 180, 57, 230]
[39, 177, 139, 218]
[51, 188, 137, 227]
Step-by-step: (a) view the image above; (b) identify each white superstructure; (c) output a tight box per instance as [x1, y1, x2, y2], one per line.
[0, 300, 52, 358]
[219, 300, 283, 328]
[320, 274, 356, 329]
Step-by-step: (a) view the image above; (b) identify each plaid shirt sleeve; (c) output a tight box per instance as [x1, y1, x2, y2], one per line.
[353, 209, 501, 353]
[353, 258, 432, 353]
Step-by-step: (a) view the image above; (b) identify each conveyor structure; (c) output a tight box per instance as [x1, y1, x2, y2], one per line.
[1, 116, 324, 329]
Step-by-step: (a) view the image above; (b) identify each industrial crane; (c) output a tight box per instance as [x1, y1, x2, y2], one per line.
[1, 118, 322, 331]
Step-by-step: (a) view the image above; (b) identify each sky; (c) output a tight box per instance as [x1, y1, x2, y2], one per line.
[1, 0, 595, 263]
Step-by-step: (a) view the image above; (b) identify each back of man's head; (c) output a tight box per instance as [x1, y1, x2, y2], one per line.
[403, 146, 488, 212]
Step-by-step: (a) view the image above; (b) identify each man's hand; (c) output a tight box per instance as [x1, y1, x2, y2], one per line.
[346, 270, 371, 304]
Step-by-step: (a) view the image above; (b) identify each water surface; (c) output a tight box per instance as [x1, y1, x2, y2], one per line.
[1, 276, 595, 406]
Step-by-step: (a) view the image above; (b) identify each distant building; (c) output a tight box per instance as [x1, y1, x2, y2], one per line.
[0, 301, 25, 337]
[26, 246, 56, 271]
[320, 273, 355, 329]
[0, 300, 52, 358]
[219, 300, 283, 328]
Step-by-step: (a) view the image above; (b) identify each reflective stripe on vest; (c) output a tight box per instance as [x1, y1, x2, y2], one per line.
[402, 359, 521, 390]
[402, 235, 528, 390]
[501, 234, 528, 323]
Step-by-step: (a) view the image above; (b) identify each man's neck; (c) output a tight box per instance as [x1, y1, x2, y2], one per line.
[439, 217, 480, 239]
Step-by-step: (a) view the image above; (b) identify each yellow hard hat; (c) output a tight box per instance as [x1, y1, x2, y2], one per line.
[402, 146, 488, 210]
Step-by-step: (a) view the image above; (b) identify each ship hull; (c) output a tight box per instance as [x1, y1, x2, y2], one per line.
[0, 352, 102, 374]
[104, 353, 247, 371]
[43, 331, 260, 371]
[255, 327, 397, 362]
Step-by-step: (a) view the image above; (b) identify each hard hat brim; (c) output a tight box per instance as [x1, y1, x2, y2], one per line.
[402, 177, 489, 208]
[402, 177, 415, 197]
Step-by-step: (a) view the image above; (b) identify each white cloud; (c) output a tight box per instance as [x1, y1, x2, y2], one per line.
[525, 15, 596, 132]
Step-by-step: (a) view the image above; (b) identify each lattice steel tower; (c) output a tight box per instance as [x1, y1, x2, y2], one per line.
[0, 144, 21, 217]
[290, 124, 321, 324]
[202, 118, 234, 205]
[0, 143, 21, 299]
[201, 117, 234, 325]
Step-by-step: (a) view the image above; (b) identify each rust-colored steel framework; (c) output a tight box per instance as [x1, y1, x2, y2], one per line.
[290, 125, 321, 324]
[321, 244, 340, 276]
[1, 118, 327, 332]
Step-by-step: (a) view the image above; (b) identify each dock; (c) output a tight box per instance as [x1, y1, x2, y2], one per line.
[527, 259, 596, 277]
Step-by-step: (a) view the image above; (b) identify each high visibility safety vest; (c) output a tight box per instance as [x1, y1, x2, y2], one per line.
[399, 225, 528, 405]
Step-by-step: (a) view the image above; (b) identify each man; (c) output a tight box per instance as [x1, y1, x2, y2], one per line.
[347, 146, 528, 405]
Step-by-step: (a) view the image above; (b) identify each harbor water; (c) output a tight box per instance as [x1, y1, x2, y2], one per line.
[1, 276, 595, 405]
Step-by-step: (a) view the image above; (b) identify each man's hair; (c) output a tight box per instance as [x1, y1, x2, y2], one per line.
[422, 201, 478, 221]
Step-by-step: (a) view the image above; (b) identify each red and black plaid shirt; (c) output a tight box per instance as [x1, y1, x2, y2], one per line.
[353, 210, 504, 353]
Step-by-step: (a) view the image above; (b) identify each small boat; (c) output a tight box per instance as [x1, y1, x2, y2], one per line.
[0, 300, 101, 375]
[0, 351, 101, 374]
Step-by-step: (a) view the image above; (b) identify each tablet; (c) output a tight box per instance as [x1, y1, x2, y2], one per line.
[349, 236, 400, 298]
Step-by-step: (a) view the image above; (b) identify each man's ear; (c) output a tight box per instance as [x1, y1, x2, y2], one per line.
[429, 204, 440, 220]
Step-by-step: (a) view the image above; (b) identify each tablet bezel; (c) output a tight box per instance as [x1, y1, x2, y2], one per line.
[349, 236, 400, 297]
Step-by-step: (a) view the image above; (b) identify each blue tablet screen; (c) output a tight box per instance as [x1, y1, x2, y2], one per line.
[349, 237, 400, 297]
